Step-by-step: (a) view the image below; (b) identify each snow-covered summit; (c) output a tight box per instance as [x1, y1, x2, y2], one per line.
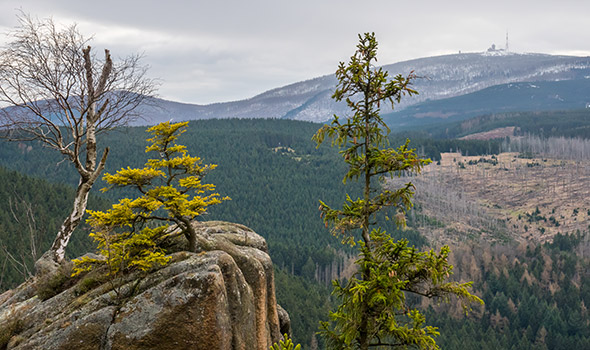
[137, 52, 590, 125]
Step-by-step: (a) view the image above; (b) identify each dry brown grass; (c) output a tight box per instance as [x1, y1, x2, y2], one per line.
[459, 127, 516, 140]
[401, 152, 590, 244]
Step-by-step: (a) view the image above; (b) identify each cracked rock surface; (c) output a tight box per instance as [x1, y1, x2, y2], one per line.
[0, 221, 285, 350]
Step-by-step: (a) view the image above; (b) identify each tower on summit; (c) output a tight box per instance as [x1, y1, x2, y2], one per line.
[487, 32, 511, 53]
[505, 31, 509, 52]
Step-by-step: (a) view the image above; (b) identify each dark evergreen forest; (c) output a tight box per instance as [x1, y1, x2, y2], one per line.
[424, 109, 590, 140]
[1, 117, 589, 349]
[0, 167, 109, 290]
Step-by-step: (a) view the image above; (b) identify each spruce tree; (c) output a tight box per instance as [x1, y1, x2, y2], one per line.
[314, 32, 482, 350]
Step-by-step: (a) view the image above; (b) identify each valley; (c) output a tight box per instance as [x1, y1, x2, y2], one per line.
[1, 116, 590, 349]
[1, 47, 590, 348]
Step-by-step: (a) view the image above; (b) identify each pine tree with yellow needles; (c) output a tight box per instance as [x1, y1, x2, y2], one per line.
[73, 121, 228, 276]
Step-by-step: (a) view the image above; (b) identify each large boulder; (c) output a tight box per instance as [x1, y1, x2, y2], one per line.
[0, 221, 286, 350]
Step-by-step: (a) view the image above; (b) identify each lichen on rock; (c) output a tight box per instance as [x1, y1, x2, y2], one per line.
[0, 221, 288, 350]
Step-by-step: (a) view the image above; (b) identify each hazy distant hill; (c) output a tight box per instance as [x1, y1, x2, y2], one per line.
[133, 52, 590, 125]
[383, 78, 590, 130]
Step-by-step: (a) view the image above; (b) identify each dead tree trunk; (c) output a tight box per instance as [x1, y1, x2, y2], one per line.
[48, 47, 113, 263]
[0, 16, 155, 272]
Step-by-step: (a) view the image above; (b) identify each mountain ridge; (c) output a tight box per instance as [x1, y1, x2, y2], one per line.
[134, 51, 590, 125]
[383, 78, 590, 129]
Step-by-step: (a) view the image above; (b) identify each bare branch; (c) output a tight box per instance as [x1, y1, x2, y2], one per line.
[0, 13, 157, 265]
[0, 244, 32, 280]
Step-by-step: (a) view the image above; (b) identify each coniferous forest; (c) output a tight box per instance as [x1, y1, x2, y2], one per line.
[1, 115, 590, 349]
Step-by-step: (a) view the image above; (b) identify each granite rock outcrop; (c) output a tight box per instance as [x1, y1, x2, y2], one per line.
[0, 221, 286, 350]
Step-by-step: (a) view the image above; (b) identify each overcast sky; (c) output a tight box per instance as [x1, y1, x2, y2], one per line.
[0, 0, 589, 105]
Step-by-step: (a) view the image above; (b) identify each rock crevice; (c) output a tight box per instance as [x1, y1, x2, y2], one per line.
[0, 221, 285, 350]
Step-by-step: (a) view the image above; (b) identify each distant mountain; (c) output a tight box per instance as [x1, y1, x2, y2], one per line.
[135, 51, 590, 125]
[4, 52, 589, 126]
[383, 78, 590, 130]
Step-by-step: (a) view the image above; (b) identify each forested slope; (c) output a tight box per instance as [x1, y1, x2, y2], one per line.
[430, 233, 590, 350]
[0, 167, 109, 290]
[424, 109, 590, 140]
[384, 79, 590, 130]
[0, 119, 438, 275]
[1, 117, 590, 348]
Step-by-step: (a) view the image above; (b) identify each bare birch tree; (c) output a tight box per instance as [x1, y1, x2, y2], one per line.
[0, 14, 156, 268]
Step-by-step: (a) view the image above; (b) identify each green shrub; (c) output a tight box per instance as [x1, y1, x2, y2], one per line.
[75, 274, 107, 295]
[36, 262, 74, 301]
[0, 315, 24, 350]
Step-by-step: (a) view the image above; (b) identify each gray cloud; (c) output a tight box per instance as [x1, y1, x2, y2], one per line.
[0, 0, 589, 104]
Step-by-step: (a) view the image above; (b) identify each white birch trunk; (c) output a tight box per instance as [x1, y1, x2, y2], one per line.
[49, 179, 92, 262]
